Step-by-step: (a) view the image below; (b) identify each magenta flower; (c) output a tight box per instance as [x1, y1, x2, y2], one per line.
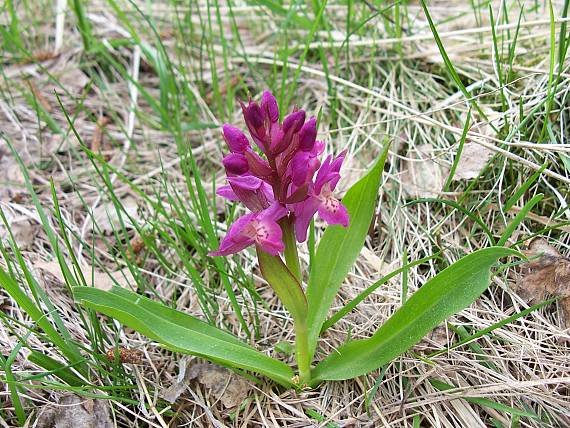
[210, 90, 349, 257]
[210, 203, 287, 256]
[290, 152, 349, 242]
[217, 175, 274, 212]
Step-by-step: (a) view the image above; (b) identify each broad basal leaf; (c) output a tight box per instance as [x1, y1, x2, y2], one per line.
[74, 287, 294, 387]
[306, 142, 390, 359]
[311, 247, 520, 384]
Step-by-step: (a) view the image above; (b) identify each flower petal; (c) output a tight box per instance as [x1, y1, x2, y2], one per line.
[243, 102, 264, 129]
[289, 152, 321, 186]
[314, 155, 332, 194]
[292, 196, 320, 242]
[282, 110, 306, 134]
[216, 185, 239, 201]
[245, 150, 273, 177]
[209, 236, 253, 256]
[259, 202, 288, 221]
[317, 196, 349, 227]
[314, 152, 345, 193]
[209, 213, 257, 256]
[226, 175, 275, 211]
[227, 175, 264, 191]
[298, 117, 317, 151]
[254, 218, 284, 255]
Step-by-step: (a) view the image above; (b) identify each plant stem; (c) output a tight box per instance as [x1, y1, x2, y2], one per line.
[281, 216, 301, 281]
[279, 217, 310, 384]
[295, 319, 311, 386]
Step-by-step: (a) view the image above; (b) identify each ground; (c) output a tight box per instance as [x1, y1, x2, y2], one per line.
[0, 0, 569, 427]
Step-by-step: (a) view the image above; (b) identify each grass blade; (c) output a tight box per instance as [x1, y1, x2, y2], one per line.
[498, 194, 544, 246]
[443, 110, 471, 191]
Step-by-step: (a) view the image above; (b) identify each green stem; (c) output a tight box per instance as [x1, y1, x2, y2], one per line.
[279, 217, 310, 385]
[281, 217, 301, 281]
[295, 319, 311, 386]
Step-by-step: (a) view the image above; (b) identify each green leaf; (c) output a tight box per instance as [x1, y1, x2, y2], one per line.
[108, 287, 250, 348]
[257, 248, 307, 322]
[311, 247, 521, 383]
[74, 287, 294, 387]
[306, 142, 390, 358]
[321, 252, 440, 333]
[27, 351, 86, 387]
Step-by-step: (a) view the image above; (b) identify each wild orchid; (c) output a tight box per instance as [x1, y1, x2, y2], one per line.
[210, 91, 349, 259]
[74, 90, 519, 389]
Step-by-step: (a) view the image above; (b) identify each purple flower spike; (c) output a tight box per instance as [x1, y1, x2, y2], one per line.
[210, 203, 287, 256]
[272, 110, 306, 154]
[223, 125, 250, 153]
[211, 90, 349, 256]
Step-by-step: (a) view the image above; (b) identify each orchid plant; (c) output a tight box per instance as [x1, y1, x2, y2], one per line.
[209, 91, 350, 384]
[75, 91, 518, 389]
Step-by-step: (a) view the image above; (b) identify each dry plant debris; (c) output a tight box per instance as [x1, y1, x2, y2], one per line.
[452, 143, 494, 181]
[162, 360, 251, 409]
[36, 394, 113, 428]
[90, 197, 141, 234]
[36, 261, 135, 291]
[106, 347, 144, 364]
[515, 239, 570, 328]
[400, 144, 448, 198]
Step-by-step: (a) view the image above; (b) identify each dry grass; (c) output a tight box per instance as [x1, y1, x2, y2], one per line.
[1, 0, 569, 426]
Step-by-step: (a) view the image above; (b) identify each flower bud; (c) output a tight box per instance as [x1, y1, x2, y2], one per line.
[243, 102, 264, 129]
[223, 125, 250, 153]
[261, 91, 279, 123]
[298, 117, 317, 151]
[222, 153, 249, 175]
[282, 110, 305, 134]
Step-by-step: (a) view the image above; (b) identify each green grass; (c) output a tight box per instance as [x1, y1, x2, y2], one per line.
[0, 0, 569, 426]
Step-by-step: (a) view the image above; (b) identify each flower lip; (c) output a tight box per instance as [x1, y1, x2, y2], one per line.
[209, 203, 287, 256]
